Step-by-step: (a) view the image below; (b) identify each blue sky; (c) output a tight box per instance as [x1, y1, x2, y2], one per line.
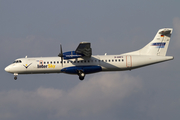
[0, 0, 180, 120]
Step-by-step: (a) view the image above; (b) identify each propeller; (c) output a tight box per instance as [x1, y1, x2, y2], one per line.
[58, 44, 63, 66]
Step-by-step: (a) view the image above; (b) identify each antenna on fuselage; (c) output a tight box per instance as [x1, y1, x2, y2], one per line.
[25, 56, 27, 58]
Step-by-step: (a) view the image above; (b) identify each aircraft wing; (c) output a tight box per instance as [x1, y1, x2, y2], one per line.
[75, 42, 92, 57]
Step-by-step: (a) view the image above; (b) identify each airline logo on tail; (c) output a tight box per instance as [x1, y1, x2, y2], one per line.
[152, 42, 166, 48]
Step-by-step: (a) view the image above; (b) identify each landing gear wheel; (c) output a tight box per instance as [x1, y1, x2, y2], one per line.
[77, 70, 85, 81]
[14, 76, 17, 80]
[14, 73, 18, 80]
[79, 76, 84, 80]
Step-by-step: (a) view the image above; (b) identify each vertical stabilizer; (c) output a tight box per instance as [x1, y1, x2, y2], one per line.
[139, 28, 173, 56]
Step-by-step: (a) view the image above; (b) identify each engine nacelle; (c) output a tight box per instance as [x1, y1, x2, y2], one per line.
[63, 51, 83, 59]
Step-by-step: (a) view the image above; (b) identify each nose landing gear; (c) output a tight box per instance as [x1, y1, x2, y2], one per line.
[14, 73, 18, 80]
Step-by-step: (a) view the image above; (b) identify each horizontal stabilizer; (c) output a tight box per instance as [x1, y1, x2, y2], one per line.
[159, 30, 171, 36]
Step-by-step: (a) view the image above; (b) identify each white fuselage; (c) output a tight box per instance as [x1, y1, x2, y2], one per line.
[5, 54, 173, 75]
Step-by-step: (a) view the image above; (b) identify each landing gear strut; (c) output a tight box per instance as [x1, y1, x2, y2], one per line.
[14, 73, 18, 80]
[77, 70, 85, 80]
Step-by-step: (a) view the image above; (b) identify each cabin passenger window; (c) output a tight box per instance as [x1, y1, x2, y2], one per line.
[109, 60, 111, 62]
[112, 60, 114, 62]
[119, 59, 120, 62]
[54, 61, 56, 64]
[57, 61, 59, 64]
[64, 61, 66, 63]
[122, 59, 124, 62]
[47, 62, 49, 64]
[50, 61, 52, 64]
[44, 62, 46, 64]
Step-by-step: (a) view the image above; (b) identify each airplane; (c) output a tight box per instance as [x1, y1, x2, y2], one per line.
[5, 28, 174, 80]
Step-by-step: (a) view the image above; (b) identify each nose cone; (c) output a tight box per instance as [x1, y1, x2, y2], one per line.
[5, 66, 10, 72]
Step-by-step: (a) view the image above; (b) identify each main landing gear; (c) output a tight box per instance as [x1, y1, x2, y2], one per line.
[14, 73, 18, 80]
[77, 70, 85, 80]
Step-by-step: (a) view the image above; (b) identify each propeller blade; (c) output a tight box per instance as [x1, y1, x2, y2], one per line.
[58, 44, 63, 67]
[58, 44, 62, 57]
[60, 44, 62, 56]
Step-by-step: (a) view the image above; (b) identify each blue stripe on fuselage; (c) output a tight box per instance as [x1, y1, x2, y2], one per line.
[61, 65, 102, 74]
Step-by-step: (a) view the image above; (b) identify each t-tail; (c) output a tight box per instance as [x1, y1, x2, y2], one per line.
[123, 28, 173, 56]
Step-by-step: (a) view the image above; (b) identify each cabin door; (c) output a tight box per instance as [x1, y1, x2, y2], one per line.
[126, 56, 132, 67]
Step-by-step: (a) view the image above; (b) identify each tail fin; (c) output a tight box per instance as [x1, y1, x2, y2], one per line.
[140, 28, 173, 56]
[123, 28, 173, 56]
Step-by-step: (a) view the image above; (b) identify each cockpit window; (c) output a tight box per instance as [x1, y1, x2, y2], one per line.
[13, 60, 22, 63]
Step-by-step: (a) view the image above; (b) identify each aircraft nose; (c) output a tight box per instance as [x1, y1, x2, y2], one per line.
[5, 66, 10, 72]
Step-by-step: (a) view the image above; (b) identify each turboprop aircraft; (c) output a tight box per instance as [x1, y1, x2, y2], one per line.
[5, 28, 173, 80]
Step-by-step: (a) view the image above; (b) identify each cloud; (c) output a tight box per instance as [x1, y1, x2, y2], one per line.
[0, 73, 142, 120]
